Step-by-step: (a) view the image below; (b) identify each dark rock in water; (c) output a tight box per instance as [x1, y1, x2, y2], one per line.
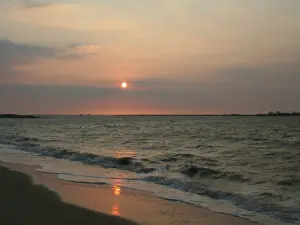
[117, 157, 133, 165]
[180, 165, 200, 177]
[188, 165, 199, 173]
[0, 114, 41, 119]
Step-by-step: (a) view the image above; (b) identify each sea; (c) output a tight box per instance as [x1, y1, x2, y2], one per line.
[0, 116, 299, 225]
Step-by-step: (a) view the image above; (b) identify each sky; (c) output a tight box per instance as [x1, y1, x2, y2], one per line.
[0, 0, 299, 114]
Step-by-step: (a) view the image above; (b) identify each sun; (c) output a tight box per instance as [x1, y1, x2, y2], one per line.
[121, 82, 128, 89]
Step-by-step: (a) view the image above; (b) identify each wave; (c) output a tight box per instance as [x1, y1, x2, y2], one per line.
[179, 164, 250, 182]
[221, 136, 300, 149]
[160, 153, 194, 162]
[0, 134, 250, 184]
[221, 173, 250, 182]
[180, 164, 220, 177]
[0, 134, 156, 174]
[260, 192, 283, 199]
[142, 175, 299, 224]
[160, 153, 219, 166]
[277, 178, 300, 186]
[221, 136, 267, 142]
[1, 133, 299, 224]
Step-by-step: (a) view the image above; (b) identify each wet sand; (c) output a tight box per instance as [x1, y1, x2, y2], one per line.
[0, 162, 258, 225]
[0, 165, 137, 225]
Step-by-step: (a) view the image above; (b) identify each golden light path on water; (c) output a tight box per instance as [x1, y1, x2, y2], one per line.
[111, 178, 123, 216]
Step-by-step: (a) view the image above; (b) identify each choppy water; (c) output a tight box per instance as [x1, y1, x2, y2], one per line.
[0, 116, 299, 224]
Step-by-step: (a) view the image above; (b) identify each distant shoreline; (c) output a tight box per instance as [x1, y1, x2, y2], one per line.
[112, 113, 300, 117]
[0, 114, 41, 119]
[113, 111, 300, 116]
[1, 112, 300, 118]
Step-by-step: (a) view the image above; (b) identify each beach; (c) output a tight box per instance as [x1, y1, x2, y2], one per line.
[1, 116, 299, 225]
[1, 0, 300, 223]
[0, 163, 137, 225]
[0, 161, 258, 225]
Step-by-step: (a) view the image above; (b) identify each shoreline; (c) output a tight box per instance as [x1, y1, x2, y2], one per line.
[0, 164, 137, 225]
[0, 161, 258, 225]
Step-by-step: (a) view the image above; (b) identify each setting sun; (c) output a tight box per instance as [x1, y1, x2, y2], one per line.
[121, 82, 127, 89]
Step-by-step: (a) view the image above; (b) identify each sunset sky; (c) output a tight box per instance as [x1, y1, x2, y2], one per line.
[0, 0, 299, 114]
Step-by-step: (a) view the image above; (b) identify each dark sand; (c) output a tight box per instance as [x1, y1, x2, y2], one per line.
[0, 166, 138, 225]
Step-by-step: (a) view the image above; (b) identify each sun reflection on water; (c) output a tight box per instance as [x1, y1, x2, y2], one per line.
[113, 185, 121, 196]
[112, 203, 120, 216]
[111, 177, 123, 216]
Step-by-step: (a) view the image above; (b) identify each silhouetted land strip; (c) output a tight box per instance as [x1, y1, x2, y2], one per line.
[0, 166, 138, 225]
[1, 112, 300, 118]
[114, 112, 300, 117]
[0, 114, 41, 118]
[222, 111, 300, 117]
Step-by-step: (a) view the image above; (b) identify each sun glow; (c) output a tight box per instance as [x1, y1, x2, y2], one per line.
[112, 185, 121, 196]
[121, 82, 127, 89]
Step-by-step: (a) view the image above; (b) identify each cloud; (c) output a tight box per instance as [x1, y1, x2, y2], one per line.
[0, 39, 101, 77]
[22, 0, 53, 8]
[57, 44, 101, 58]
[220, 66, 300, 90]
[0, 39, 55, 77]
[4, 0, 57, 8]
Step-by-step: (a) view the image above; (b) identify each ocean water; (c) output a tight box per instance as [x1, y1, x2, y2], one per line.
[0, 116, 299, 225]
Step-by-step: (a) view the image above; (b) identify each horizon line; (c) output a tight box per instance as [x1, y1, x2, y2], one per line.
[2, 112, 300, 117]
